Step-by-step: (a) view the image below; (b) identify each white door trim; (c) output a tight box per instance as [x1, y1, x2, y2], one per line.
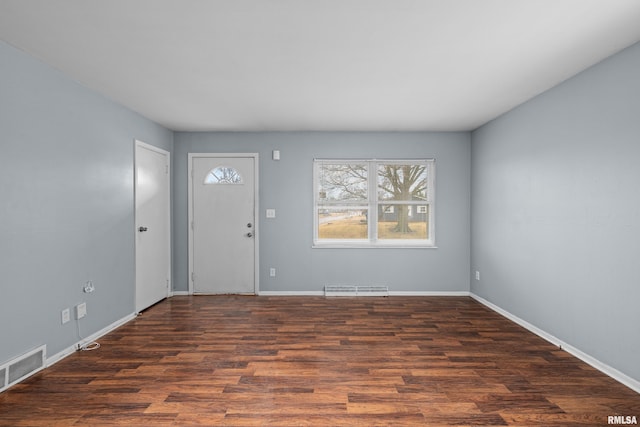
[188, 153, 259, 295]
[134, 139, 171, 311]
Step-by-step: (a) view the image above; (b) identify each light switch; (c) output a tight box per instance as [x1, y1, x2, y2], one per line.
[272, 150, 280, 160]
[266, 209, 276, 218]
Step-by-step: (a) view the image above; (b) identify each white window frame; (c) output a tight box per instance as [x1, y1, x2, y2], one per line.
[313, 159, 436, 248]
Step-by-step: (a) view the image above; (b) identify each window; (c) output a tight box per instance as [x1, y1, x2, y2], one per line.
[314, 159, 435, 247]
[204, 166, 243, 184]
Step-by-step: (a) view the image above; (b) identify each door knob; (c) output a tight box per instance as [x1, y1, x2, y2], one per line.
[138, 226, 148, 232]
[246, 232, 253, 238]
[247, 223, 253, 228]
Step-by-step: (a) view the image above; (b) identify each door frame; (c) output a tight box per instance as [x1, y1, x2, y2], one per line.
[187, 153, 259, 295]
[134, 139, 171, 312]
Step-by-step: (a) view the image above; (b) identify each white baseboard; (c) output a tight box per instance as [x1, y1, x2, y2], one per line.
[258, 291, 325, 296]
[46, 313, 137, 367]
[170, 291, 190, 296]
[470, 293, 640, 394]
[258, 290, 471, 297]
[390, 291, 471, 297]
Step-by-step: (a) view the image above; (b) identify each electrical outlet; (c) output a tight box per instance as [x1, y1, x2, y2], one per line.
[76, 302, 87, 319]
[475, 271, 480, 281]
[270, 268, 276, 277]
[61, 308, 70, 324]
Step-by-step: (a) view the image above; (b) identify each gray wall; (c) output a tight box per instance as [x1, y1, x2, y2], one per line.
[471, 42, 640, 382]
[0, 41, 173, 364]
[173, 132, 471, 293]
[6, 25, 636, 389]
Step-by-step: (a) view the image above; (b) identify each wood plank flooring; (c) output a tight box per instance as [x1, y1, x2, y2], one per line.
[1, 296, 638, 426]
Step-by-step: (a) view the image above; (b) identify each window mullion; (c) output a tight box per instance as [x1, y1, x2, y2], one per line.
[369, 161, 378, 243]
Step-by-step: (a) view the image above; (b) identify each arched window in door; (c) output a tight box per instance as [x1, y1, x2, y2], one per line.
[204, 166, 243, 184]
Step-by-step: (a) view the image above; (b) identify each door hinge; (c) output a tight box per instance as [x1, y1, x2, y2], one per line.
[165, 165, 169, 174]
[191, 272, 195, 283]
[191, 221, 194, 230]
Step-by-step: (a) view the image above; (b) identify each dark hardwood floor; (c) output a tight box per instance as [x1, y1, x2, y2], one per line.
[1, 296, 638, 426]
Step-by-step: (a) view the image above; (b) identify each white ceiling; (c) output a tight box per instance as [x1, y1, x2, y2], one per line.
[1, 0, 640, 132]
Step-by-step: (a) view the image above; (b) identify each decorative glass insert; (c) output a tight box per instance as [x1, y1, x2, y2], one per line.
[204, 166, 243, 184]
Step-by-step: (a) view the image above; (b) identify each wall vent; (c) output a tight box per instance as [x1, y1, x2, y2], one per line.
[324, 285, 389, 297]
[0, 345, 46, 393]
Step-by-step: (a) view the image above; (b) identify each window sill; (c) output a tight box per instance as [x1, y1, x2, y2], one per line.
[312, 243, 437, 249]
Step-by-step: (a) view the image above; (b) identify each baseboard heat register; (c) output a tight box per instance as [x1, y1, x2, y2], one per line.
[324, 285, 389, 297]
[0, 345, 46, 393]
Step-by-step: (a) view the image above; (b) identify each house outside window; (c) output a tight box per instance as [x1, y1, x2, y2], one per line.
[313, 159, 435, 248]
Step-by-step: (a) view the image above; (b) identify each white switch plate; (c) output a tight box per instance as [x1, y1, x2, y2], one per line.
[270, 268, 276, 277]
[475, 271, 480, 281]
[76, 302, 87, 319]
[272, 150, 280, 160]
[266, 209, 276, 218]
[61, 308, 70, 324]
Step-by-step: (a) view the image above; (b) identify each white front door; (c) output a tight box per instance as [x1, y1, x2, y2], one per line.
[189, 154, 257, 294]
[135, 140, 171, 312]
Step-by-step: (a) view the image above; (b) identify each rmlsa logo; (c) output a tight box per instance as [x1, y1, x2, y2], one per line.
[608, 415, 638, 425]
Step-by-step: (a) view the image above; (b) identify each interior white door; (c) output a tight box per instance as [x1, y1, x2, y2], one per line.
[135, 141, 170, 312]
[191, 155, 256, 294]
